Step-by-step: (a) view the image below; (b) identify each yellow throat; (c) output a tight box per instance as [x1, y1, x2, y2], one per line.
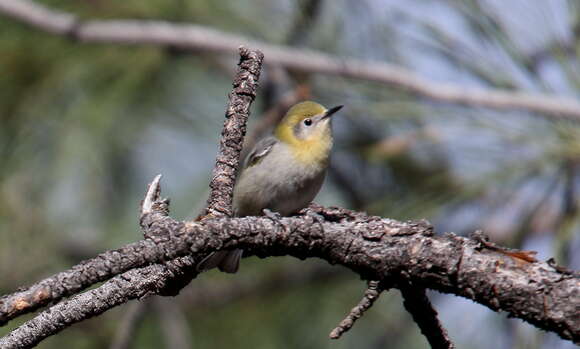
[274, 101, 334, 167]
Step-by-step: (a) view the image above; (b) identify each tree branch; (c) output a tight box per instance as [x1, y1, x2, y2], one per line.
[140, 45, 262, 297]
[0, 235, 168, 326]
[1, 202, 578, 345]
[0, 45, 263, 327]
[329, 280, 385, 339]
[1, 0, 580, 121]
[201, 47, 263, 218]
[400, 285, 455, 349]
[0, 5, 578, 345]
[0, 257, 198, 349]
[0, 45, 265, 348]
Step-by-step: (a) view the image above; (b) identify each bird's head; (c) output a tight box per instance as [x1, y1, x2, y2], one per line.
[274, 101, 343, 146]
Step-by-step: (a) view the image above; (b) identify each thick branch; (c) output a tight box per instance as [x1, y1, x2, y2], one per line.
[0, 4, 578, 344]
[1, 207, 578, 343]
[1, 0, 580, 120]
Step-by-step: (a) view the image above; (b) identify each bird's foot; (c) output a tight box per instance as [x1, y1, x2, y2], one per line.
[262, 208, 286, 231]
[305, 210, 326, 235]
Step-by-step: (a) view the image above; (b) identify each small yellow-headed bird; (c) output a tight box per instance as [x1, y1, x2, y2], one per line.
[199, 101, 343, 273]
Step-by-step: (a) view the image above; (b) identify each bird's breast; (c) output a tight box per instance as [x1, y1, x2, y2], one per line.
[233, 142, 328, 216]
[290, 134, 333, 167]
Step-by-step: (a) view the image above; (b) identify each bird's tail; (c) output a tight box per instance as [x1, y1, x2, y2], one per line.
[197, 249, 243, 274]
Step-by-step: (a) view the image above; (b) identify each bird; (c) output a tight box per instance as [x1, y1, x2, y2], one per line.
[198, 101, 343, 273]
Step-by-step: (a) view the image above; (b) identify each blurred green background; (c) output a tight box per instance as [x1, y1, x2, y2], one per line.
[1, 0, 579, 348]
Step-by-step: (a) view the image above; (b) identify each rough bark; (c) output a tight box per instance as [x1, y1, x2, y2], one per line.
[0, 45, 263, 329]
[1, 205, 578, 347]
[201, 47, 263, 218]
[0, 236, 173, 326]
[0, 6, 578, 345]
[0, 46, 265, 348]
[0, 257, 197, 349]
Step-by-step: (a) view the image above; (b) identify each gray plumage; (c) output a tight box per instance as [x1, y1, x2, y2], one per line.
[197, 102, 341, 273]
[234, 136, 326, 217]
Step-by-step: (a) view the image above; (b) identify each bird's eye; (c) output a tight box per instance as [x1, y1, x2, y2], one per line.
[303, 118, 312, 126]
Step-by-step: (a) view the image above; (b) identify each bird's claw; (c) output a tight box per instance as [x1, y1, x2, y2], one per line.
[263, 209, 286, 231]
[263, 208, 282, 220]
[305, 210, 326, 235]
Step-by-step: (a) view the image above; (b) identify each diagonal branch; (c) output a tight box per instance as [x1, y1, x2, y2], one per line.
[0, 236, 167, 326]
[1, 0, 580, 121]
[0, 7, 578, 345]
[330, 279, 456, 348]
[329, 280, 386, 339]
[0, 46, 264, 348]
[400, 285, 455, 349]
[0, 203, 578, 344]
[0, 46, 263, 327]
[0, 257, 198, 349]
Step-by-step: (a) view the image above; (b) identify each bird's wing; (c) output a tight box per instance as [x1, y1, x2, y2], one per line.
[244, 136, 277, 169]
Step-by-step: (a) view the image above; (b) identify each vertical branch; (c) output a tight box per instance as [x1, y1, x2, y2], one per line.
[202, 47, 264, 218]
[143, 46, 263, 294]
[0, 48, 265, 348]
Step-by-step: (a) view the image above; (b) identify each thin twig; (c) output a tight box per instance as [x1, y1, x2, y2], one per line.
[330, 280, 384, 339]
[1, 0, 580, 120]
[400, 286, 455, 349]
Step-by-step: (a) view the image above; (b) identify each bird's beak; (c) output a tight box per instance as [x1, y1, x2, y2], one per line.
[322, 105, 344, 120]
